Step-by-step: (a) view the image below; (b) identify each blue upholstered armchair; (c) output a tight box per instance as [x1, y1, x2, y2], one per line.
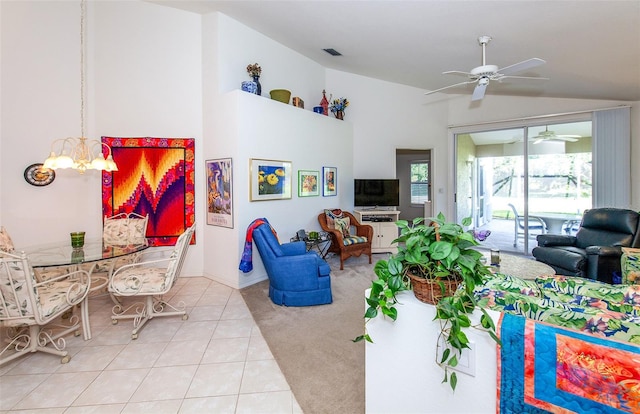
[252, 223, 333, 306]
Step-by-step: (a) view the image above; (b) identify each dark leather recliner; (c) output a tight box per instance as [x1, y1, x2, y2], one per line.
[532, 208, 640, 283]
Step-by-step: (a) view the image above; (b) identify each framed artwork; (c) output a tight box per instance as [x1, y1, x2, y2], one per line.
[101, 137, 196, 246]
[206, 158, 233, 228]
[250, 158, 292, 201]
[322, 166, 337, 196]
[298, 170, 320, 197]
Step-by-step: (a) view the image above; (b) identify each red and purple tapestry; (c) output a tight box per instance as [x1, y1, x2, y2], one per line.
[498, 313, 640, 413]
[101, 137, 195, 246]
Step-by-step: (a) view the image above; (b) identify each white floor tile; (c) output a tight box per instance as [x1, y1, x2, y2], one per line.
[56, 345, 125, 372]
[122, 399, 183, 414]
[185, 361, 244, 398]
[178, 395, 237, 413]
[12, 371, 100, 410]
[154, 339, 208, 367]
[0, 277, 299, 414]
[171, 320, 217, 342]
[240, 360, 290, 393]
[212, 318, 254, 339]
[106, 341, 167, 370]
[129, 365, 199, 403]
[201, 337, 250, 364]
[0, 372, 49, 411]
[73, 368, 149, 405]
[236, 390, 295, 414]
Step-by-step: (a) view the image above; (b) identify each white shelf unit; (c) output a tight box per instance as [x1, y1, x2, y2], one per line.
[353, 210, 400, 254]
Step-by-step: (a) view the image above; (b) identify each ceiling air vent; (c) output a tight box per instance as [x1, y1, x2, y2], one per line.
[323, 48, 342, 56]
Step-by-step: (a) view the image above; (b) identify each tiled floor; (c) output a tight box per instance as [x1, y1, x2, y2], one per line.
[0, 277, 302, 414]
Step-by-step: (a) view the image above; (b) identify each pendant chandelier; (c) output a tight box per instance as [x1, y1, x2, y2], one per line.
[43, 0, 117, 174]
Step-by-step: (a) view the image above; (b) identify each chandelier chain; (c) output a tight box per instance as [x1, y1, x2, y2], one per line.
[42, 0, 117, 173]
[80, 0, 85, 139]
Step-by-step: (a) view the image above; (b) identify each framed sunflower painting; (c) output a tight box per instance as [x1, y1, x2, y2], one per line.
[249, 158, 292, 201]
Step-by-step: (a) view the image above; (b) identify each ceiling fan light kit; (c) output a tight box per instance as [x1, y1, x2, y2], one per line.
[531, 126, 581, 144]
[425, 35, 548, 101]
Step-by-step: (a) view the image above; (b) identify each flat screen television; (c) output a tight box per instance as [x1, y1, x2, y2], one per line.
[354, 179, 400, 208]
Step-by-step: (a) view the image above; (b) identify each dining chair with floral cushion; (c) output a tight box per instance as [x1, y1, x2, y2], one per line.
[84, 212, 149, 294]
[108, 223, 195, 339]
[0, 226, 15, 253]
[0, 226, 69, 282]
[0, 250, 90, 365]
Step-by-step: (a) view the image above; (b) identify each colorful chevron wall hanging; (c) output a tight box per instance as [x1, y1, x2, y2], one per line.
[101, 137, 195, 246]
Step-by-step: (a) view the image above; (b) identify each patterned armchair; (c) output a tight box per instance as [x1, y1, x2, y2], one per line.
[1, 250, 90, 365]
[318, 209, 373, 270]
[108, 223, 195, 339]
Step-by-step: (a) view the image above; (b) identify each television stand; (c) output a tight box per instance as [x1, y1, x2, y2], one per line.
[353, 210, 400, 254]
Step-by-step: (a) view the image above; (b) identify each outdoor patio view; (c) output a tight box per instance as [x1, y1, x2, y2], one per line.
[457, 120, 593, 255]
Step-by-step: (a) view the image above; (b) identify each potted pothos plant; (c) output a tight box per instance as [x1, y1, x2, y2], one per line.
[354, 212, 500, 391]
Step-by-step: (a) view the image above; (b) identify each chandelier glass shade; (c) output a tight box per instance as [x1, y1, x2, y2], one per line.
[43, 0, 118, 174]
[43, 137, 118, 173]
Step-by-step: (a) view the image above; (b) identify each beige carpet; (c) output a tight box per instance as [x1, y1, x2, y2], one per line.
[240, 254, 379, 414]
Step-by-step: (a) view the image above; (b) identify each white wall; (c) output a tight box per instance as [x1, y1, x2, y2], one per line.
[0, 1, 203, 275]
[207, 91, 353, 289]
[199, 14, 353, 288]
[326, 70, 451, 216]
[366, 290, 501, 413]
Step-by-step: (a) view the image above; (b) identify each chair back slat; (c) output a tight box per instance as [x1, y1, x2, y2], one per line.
[103, 213, 149, 245]
[166, 224, 196, 283]
[0, 251, 38, 323]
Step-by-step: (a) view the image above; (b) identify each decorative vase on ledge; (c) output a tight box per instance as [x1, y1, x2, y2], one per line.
[252, 76, 262, 96]
[335, 110, 344, 120]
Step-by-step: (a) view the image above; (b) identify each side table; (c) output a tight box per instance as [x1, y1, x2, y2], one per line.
[291, 231, 332, 259]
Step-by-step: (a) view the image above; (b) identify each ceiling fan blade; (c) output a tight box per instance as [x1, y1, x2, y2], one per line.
[557, 136, 579, 142]
[471, 82, 487, 101]
[424, 80, 476, 96]
[498, 58, 546, 75]
[443, 70, 473, 77]
[532, 138, 545, 144]
[497, 75, 550, 82]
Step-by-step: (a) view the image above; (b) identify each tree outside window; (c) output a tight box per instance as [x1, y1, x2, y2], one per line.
[410, 161, 429, 204]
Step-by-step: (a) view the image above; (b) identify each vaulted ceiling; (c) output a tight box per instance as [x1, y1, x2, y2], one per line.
[148, 0, 640, 102]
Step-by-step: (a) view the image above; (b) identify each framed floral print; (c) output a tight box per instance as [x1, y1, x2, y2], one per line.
[298, 170, 320, 197]
[206, 158, 233, 227]
[322, 166, 337, 197]
[250, 158, 292, 201]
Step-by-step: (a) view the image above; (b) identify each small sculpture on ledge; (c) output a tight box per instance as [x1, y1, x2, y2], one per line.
[320, 89, 329, 116]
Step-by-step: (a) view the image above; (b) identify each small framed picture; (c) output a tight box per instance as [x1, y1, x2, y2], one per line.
[250, 158, 292, 201]
[322, 166, 337, 197]
[298, 170, 320, 197]
[206, 158, 233, 227]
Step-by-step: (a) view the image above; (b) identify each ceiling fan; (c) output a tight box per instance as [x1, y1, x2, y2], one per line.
[424, 35, 548, 101]
[530, 126, 581, 144]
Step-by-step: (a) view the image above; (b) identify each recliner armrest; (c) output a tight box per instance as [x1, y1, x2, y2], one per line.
[536, 234, 576, 247]
[280, 241, 307, 256]
[585, 245, 623, 257]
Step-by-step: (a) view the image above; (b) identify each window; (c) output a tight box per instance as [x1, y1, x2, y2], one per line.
[410, 161, 429, 204]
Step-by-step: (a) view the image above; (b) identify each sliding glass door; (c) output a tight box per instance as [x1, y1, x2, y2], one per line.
[455, 120, 592, 255]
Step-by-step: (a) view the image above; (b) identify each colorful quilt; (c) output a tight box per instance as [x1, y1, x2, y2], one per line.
[498, 313, 640, 413]
[101, 137, 195, 246]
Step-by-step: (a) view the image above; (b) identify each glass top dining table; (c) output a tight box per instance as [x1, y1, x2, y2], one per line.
[20, 238, 149, 268]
